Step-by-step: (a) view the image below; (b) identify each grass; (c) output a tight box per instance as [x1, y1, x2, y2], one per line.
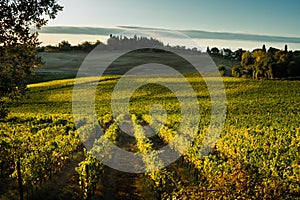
[32, 51, 239, 84]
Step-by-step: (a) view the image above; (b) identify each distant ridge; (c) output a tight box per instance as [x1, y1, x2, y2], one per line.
[32, 26, 300, 44]
[180, 30, 300, 43]
[31, 26, 123, 36]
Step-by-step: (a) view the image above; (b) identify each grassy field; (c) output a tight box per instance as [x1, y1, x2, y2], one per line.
[32, 51, 239, 83]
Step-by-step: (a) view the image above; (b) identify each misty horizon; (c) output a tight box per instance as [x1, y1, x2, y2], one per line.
[33, 26, 300, 51]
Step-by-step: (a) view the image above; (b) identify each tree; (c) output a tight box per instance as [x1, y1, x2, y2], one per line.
[285, 44, 288, 53]
[272, 51, 292, 78]
[232, 49, 245, 61]
[206, 46, 211, 54]
[0, 0, 63, 119]
[251, 50, 274, 79]
[222, 48, 232, 58]
[58, 40, 71, 51]
[232, 65, 242, 78]
[218, 64, 226, 76]
[267, 47, 280, 55]
[79, 41, 97, 52]
[107, 35, 120, 50]
[241, 51, 254, 77]
[240, 47, 300, 79]
[211, 47, 220, 55]
[262, 44, 266, 52]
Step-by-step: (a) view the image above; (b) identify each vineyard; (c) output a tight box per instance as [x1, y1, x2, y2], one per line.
[0, 75, 299, 199]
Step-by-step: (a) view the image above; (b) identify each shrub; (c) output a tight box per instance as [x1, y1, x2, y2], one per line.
[218, 64, 226, 76]
[232, 65, 242, 77]
[0, 102, 9, 119]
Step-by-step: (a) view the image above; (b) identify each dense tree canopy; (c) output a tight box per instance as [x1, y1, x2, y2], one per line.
[0, 0, 63, 118]
[241, 49, 300, 79]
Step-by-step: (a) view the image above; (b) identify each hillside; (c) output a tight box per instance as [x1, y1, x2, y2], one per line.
[32, 51, 239, 84]
[1, 74, 299, 199]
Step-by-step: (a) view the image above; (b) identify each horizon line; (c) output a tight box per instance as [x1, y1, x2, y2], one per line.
[31, 25, 300, 44]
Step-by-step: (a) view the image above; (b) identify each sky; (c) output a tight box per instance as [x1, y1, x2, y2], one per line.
[47, 0, 300, 37]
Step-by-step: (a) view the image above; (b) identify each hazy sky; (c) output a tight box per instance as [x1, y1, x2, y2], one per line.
[48, 0, 300, 37]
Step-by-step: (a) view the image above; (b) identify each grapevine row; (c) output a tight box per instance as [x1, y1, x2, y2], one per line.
[131, 114, 177, 200]
[0, 114, 81, 200]
[75, 114, 119, 200]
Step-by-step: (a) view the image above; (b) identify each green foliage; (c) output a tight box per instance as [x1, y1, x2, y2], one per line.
[218, 64, 226, 76]
[0, 45, 40, 97]
[1, 75, 300, 199]
[58, 40, 71, 51]
[210, 47, 219, 55]
[107, 35, 164, 50]
[132, 114, 178, 199]
[41, 35, 202, 54]
[206, 46, 211, 53]
[0, 101, 9, 118]
[0, 114, 80, 196]
[231, 65, 242, 77]
[76, 149, 103, 200]
[77, 41, 102, 52]
[0, 0, 63, 118]
[75, 115, 119, 199]
[241, 49, 300, 79]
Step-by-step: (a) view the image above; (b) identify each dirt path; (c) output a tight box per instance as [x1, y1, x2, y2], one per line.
[101, 132, 142, 200]
[32, 151, 84, 200]
[101, 166, 142, 200]
[0, 151, 84, 200]
[99, 124, 168, 200]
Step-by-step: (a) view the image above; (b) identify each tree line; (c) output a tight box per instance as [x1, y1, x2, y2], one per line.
[38, 35, 202, 53]
[207, 46, 245, 61]
[238, 45, 300, 79]
[39, 35, 165, 52]
[211, 45, 300, 79]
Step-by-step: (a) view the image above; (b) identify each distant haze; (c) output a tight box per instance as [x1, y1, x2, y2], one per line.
[34, 26, 300, 51]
